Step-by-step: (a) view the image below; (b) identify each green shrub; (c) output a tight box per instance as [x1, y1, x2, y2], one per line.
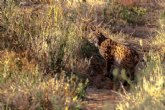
[103, 3, 147, 28]
[80, 39, 99, 58]
[119, 6, 147, 25]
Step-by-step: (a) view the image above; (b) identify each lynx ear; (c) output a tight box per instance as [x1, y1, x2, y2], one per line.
[90, 26, 96, 31]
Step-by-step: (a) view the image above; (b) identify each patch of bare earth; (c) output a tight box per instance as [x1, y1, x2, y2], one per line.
[84, 88, 121, 110]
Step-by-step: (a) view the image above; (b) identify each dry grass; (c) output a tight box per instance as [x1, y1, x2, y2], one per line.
[0, 0, 164, 110]
[115, 52, 165, 110]
[0, 1, 89, 109]
[0, 50, 87, 109]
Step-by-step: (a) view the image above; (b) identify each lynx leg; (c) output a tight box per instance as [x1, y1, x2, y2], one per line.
[124, 67, 136, 85]
[105, 60, 114, 80]
[104, 61, 110, 76]
[129, 67, 135, 81]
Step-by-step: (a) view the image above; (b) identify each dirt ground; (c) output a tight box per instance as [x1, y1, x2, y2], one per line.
[84, 88, 122, 110]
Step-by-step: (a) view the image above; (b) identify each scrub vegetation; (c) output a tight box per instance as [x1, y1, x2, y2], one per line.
[0, 0, 164, 110]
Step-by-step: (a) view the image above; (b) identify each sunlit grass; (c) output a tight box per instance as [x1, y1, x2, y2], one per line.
[0, 0, 164, 110]
[113, 18, 165, 109]
[0, 1, 88, 109]
[0, 50, 87, 110]
[114, 52, 165, 110]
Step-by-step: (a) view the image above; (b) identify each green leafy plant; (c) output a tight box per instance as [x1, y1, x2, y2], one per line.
[120, 6, 147, 25]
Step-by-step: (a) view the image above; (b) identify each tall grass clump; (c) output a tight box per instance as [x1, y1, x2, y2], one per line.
[0, 0, 89, 75]
[0, 1, 89, 109]
[0, 50, 86, 110]
[115, 52, 165, 110]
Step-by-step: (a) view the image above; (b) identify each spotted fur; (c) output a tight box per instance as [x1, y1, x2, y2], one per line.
[88, 26, 139, 81]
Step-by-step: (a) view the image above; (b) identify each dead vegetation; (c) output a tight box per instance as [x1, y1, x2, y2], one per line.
[0, 0, 164, 110]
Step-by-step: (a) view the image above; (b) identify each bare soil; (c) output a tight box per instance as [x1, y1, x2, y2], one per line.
[84, 88, 121, 110]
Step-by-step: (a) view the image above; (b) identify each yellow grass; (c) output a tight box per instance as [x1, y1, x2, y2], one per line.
[0, 0, 164, 110]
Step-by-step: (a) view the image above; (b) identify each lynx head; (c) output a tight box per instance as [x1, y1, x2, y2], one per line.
[82, 20, 106, 47]
[88, 26, 107, 47]
[88, 26, 101, 47]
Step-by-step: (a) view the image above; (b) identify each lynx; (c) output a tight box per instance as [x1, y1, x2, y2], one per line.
[88, 26, 139, 81]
